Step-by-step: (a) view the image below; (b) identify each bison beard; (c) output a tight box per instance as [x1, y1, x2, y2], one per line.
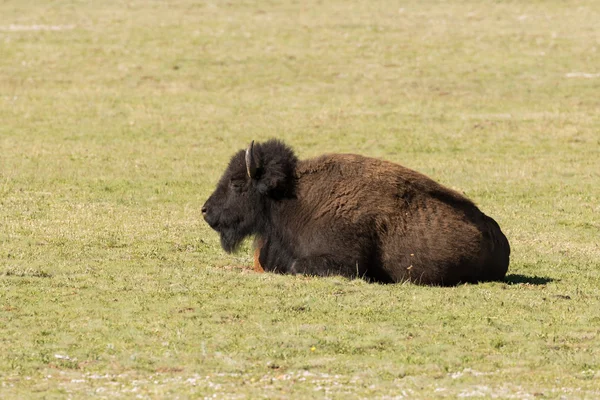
[202, 139, 511, 286]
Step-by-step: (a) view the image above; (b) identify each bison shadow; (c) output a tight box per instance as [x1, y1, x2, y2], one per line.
[503, 274, 554, 285]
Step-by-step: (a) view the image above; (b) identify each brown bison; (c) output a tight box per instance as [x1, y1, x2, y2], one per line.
[202, 139, 510, 285]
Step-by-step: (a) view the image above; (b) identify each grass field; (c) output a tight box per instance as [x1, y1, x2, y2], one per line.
[1, 0, 599, 398]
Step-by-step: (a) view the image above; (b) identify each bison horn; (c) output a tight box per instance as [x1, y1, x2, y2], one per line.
[245, 140, 258, 178]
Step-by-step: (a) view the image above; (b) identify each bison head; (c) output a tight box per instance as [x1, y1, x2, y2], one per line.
[202, 139, 297, 253]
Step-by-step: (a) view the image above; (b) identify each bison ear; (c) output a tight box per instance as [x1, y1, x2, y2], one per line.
[245, 140, 260, 179]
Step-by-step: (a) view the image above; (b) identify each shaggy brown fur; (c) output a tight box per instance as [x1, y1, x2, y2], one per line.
[202, 139, 510, 285]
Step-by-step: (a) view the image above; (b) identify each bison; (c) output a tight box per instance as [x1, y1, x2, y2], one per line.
[202, 139, 510, 285]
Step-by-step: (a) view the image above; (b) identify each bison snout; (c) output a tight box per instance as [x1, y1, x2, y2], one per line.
[202, 202, 219, 229]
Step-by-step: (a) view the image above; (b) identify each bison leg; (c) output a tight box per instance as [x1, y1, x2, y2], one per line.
[252, 247, 264, 272]
[288, 256, 364, 279]
[253, 237, 265, 273]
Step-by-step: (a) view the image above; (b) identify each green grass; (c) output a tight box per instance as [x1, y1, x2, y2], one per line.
[1, 0, 599, 397]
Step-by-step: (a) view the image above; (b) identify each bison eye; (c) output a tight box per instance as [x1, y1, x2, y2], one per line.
[230, 180, 245, 192]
